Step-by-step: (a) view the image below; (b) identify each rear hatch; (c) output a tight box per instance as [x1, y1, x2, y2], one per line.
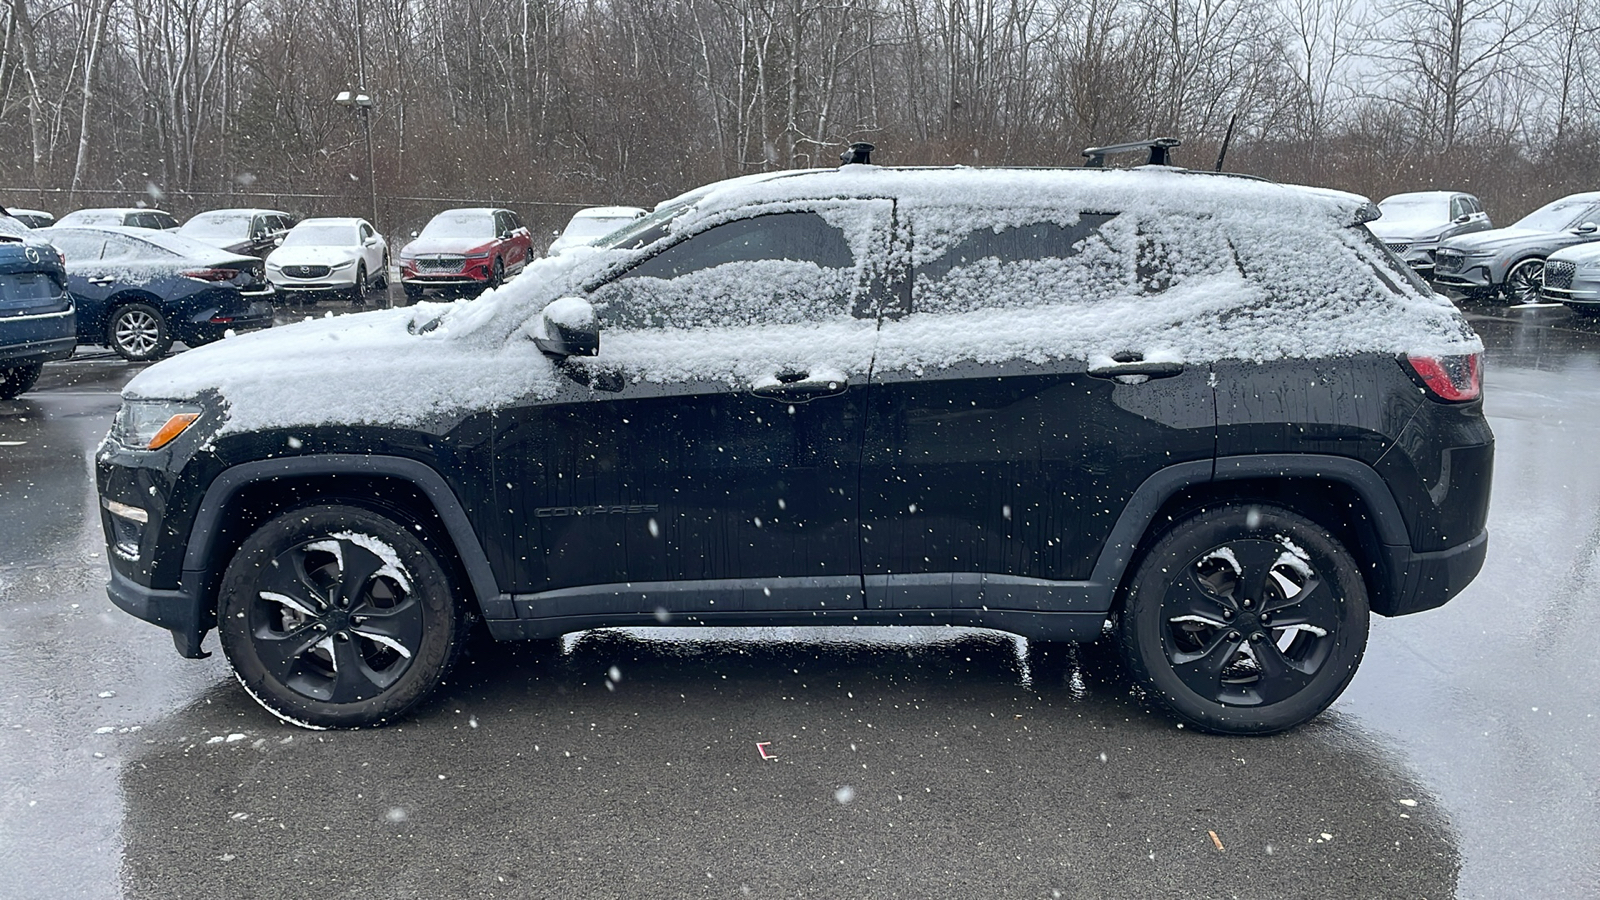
[0, 237, 72, 319]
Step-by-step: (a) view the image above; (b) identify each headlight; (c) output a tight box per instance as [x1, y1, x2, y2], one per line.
[112, 400, 203, 450]
[329, 260, 355, 270]
[265, 261, 282, 271]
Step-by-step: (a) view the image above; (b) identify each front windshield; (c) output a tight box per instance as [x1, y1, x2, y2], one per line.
[1516, 199, 1600, 232]
[284, 224, 357, 247]
[419, 211, 493, 239]
[562, 217, 635, 244]
[1378, 194, 1449, 226]
[590, 201, 690, 252]
[181, 213, 252, 239]
[63, 211, 123, 226]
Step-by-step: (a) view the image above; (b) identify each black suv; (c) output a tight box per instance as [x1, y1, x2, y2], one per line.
[96, 143, 1493, 734]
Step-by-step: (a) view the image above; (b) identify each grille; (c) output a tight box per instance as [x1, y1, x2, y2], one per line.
[417, 256, 464, 273]
[1543, 261, 1576, 290]
[286, 264, 330, 278]
[1386, 242, 1410, 255]
[1434, 251, 1466, 275]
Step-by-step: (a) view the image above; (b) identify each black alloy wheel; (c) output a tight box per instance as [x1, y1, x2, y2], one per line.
[1504, 258, 1545, 304]
[217, 504, 468, 728]
[1115, 503, 1369, 735]
[489, 257, 504, 289]
[107, 302, 173, 362]
[0, 363, 43, 400]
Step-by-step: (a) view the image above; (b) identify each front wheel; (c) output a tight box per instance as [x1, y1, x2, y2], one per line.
[0, 363, 43, 400]
[1503, 258, 1545, 304]
[1114, 503, 1369, 735]
[350, 264, 369, 305]
[487, 257, 504, 289]
[107, 302, 172, 362]
[217, 504, 469, 728]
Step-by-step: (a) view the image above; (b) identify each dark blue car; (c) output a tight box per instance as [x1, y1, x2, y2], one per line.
[0, 210, 75, 399]
[39, 225, 275, 361]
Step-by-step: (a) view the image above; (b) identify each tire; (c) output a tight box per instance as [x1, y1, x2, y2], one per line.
[403, 284, 424, 303]
[1114, 503, 1369, 735]
[0, 363, 43, 400]
[350, 264, 368, 305]
[488, 257, 504, 289]
[1503, 258, 1544, 304]
[107, 302, 172, 362]
[216, 503, 469, 729]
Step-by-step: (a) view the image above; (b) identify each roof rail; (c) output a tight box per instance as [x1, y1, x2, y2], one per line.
[1081, 137, 1182, 168]
[840, 142, 876, 166]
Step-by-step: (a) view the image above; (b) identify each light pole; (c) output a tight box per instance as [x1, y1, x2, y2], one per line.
[333, 90, 377, 226]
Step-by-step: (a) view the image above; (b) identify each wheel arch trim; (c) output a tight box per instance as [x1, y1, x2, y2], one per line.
[184, 454, 501, 609]
[1086, 454, 1412, 609]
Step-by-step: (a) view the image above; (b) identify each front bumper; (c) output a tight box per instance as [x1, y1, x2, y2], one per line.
[269, 270, 359, 293]
[106, 565, 211, 657]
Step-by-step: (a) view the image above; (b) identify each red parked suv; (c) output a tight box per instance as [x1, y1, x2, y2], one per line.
[397, 207, 533, 300]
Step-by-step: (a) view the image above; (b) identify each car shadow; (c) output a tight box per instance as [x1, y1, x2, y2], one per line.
[118, 625, 1458, 899]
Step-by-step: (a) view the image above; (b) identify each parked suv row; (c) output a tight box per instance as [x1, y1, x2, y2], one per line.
[97, 142, 1493, 735]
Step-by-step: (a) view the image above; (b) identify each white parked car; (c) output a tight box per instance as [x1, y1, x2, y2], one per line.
[264, 217, 388, 305]
[547, 205, 647, 255]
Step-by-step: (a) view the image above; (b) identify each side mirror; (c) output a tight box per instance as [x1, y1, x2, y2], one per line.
[1576, 222, 1599, 235]
[533, 297, 599, 358]
[1453, 214, 1471, 225]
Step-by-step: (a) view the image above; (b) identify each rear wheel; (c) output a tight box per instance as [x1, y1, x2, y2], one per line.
[0, 363, 43, 400]
[1114, 503, 1369, 735]
[107, 302, 172, 362]
[217, 503, 469, 728]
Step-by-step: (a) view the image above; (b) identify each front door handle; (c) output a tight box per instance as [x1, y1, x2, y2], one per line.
[88, 276, 116, 286]
[1087, 360, 1185, 380]
[751, 371, 849, 404]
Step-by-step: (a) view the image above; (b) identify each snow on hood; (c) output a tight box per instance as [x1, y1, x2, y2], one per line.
[122, 248, 612, 433]
[400, 236, 495, 257]
[267, 245, 361, 267]
[1547, 242, 1600, 266]
[1366, 219, 1445, 242]
[1443, 227, 1568, 253]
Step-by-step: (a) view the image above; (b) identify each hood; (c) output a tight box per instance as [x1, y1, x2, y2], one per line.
[1366, 219, 1446, 243]
[121, 249, 616, 434]
[1547, 243, 1600, 267]
[1441, 227, 1568, 255]
[268, 245, 360, 267]
[400, 236, 495, 257]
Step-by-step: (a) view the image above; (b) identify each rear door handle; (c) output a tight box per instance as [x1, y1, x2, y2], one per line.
[1087, 360, 1185, 380]
[750, 371, 849, 404]
[88, 276, 116, 286]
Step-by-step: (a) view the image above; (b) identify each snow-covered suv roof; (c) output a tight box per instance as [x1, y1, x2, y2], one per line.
[125, 164, 1476, 435]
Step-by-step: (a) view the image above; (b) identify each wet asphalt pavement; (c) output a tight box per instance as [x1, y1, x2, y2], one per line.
[0, 300, 1596, 899]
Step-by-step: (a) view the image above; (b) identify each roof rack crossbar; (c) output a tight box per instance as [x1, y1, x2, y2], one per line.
[1081, 137, 1182, 168]
[840, 142, 876, 166]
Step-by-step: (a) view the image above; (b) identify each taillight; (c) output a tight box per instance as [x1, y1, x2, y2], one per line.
[181, 268, 239, 282]
[1405, 353, 1482, 402]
